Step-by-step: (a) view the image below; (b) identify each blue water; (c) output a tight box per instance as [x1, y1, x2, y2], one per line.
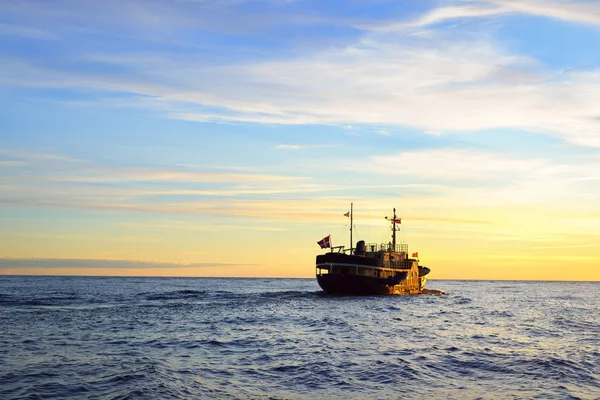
[0, 277, 599, 399]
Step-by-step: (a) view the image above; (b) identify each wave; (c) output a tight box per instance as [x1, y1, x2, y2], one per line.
[141, 289, 211, 301]
[0, 297, 83, 307]
[1, 278, 600, 399]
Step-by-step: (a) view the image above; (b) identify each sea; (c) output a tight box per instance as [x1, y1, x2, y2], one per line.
[0, 277, 599, 400]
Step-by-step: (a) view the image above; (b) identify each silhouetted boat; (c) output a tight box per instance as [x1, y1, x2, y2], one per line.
[316, 204, 431, 295]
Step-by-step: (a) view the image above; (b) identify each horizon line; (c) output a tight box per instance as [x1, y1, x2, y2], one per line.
[1, 274, 599, 283]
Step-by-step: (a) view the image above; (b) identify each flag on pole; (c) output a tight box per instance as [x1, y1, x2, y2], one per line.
[412, 252, 418, 258]
[317, 235, 331, 249]
[343, 212, 350, 217]
[395, 218, 402, 224]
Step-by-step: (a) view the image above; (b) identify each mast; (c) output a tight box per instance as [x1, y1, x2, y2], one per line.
[392, 207, 397, 250]
[350, 202, 353, 255]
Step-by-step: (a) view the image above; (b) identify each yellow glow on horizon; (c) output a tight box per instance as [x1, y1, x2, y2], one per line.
[1, 194, 599, 281]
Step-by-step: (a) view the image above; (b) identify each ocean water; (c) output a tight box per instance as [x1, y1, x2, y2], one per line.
[0, 277, 599, 399]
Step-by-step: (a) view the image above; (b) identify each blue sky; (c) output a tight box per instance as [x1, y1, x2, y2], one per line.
[1, 0, 600, 278]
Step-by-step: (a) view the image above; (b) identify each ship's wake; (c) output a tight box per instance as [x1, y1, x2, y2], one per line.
[421, 288, 446, 295]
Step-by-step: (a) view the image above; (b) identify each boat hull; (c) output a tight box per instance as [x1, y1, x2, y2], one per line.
[317, 273, 420, 295]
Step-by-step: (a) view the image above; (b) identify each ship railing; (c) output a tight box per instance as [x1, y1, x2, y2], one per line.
[331, 246, 345, 253]
[365, 243, 409, 253]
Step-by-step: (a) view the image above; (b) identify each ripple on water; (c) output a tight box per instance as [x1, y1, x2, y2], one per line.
[0, 278, 599, 399]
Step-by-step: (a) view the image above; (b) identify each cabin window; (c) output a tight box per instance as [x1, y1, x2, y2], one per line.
[334, 266, 350, 275]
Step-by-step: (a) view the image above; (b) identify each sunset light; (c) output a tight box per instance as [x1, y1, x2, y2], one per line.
[1, 0, 599, 280]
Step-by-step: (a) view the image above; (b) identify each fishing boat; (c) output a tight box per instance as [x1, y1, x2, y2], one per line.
[315, 204, 431, 295]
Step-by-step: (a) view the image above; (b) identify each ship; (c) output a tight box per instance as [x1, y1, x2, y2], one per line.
[315, 204, 431, 295]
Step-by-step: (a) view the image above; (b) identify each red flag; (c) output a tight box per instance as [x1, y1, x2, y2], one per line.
[412, 252, 418, 258]
[317, 235, 331, 249]
[343, 212, 350, 217]
[394, 218, 401, 224]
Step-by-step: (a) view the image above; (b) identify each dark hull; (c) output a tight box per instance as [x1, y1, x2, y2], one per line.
[317, 273, 411, 295]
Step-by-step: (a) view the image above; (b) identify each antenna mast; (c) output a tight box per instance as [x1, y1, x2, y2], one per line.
[392, 208, 397, 250]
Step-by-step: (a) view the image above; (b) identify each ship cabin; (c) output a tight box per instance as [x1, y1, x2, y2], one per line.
[315, 241, 420, 282]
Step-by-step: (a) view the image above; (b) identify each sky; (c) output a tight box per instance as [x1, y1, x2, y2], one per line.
[1, 0, 600, 280]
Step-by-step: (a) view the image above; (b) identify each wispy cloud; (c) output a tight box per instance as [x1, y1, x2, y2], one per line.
[16, 233, 97, 239]
[366, 0, 600, 32]
[45, 168, 309, 184]
[0, 161, 308, 184]
[2, 1, 600, 147]
[1, 145, 598, 221]
[0, 258, 257, 270]
[116, 220, 287, 232]
[530, 243, 600, 250]
[364, 4, 507, 31]
[355, 148, 554, 180]
[0, 161, 26, 167]
[487, 0, 600, 26]
[0, 149, 81, 164]
[0, 23, 58, 39]
[275, 144, 338, 150]
[175, 164, 258, 172]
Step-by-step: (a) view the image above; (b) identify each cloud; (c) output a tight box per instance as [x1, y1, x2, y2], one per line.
[0, 158, 308, 184]
[0, 161, 26, 167]
[4, 23, 599, 147]
[116, 221, 287, 232]
[275, 144, 338, 150]
[530, 243, 600, 250]
[366, 0, 600, 31]
[487, 0, 600, 26]
[16, 232, 96, 239]
[0, 23, 58, 39]
[0, 258, 257, 270]
[48, 169, 308, 183]
[1, 145, 598, 220]
[341, 147, 600, 211]
[2, 0, 600, 148]
[175, 164, 258, 172]
[365, 5, 508, 31]
[356, 148, 552, 180]
[0, 149, 81, 164]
